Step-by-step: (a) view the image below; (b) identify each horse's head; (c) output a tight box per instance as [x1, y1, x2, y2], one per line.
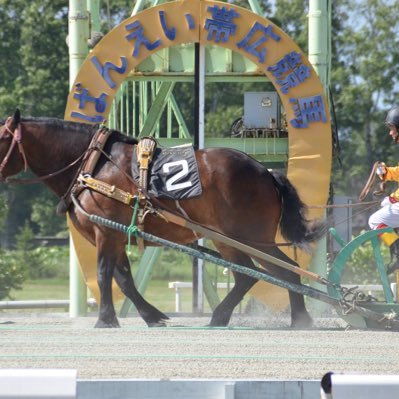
[0, 108, 27, 181]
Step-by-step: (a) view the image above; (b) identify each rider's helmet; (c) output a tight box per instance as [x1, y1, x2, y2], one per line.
[385, 106, 399, 128]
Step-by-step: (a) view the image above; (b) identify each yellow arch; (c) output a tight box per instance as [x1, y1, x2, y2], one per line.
[65, 0, 331, 308]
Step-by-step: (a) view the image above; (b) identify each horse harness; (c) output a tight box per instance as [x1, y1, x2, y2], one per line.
[0, 117, 28, 180]
[0, 119, 92, 186]
[70, 131, 165, 249]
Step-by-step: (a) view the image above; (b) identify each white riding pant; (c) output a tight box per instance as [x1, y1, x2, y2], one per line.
[368, 196, 399, 229]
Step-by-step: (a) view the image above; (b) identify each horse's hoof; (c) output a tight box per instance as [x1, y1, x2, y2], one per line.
[207, 321, 229, 327]
[291, 313, 313, 329]
[208, 317, 229, 327]
[147, 319, 168, 328]
[95, 319, 120, 328]
[141, 309, 170, 327]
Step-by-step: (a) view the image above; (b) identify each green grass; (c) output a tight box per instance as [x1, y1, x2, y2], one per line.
[10, 278, 69, 300]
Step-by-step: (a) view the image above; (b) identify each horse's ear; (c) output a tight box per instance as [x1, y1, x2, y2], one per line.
[13, 108, 21, 124]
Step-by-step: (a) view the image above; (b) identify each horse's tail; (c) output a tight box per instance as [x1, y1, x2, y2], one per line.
[272, 172, 327, 250]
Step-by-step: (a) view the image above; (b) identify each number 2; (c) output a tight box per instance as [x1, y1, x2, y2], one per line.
[163, 160, 192, 191]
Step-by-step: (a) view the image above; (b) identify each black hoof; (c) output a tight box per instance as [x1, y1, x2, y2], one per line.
[147, 320, 168, 327]
[95, 318, 120, 328]
[141, 309, 169, 327]
[208, 319, 229, 327]
[291, 312, 313, 329]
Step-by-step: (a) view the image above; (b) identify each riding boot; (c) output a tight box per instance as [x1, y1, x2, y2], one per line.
[376, 224, 399, 274]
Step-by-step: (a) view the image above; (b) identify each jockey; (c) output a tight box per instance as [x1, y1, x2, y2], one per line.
[368, 105, 399, 273]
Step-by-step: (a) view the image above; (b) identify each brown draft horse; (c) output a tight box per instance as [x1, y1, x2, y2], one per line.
[0, 109, 325, 328]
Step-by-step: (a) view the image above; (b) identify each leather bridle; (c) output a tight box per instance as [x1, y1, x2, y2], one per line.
[0, 117, 97, 186]
[0, 117, 28, 181]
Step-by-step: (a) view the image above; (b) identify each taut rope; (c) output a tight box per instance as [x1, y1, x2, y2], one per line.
[359, 161, 387, 201]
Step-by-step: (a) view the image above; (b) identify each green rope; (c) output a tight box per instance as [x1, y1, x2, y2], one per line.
[126, 196, 140, 255]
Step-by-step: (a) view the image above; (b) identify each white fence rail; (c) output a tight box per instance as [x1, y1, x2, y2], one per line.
[0, 369, 77, 399]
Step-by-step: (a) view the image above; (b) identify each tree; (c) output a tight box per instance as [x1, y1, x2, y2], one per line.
[0, 190, 25, 299]
[273, 0, 308, 52]
[0, 249, 25, 300]
[0, 0, 70, 246]
[273, 0, 399, 199]
[0, 0, 69, 116]
[330, 0, 399, 197]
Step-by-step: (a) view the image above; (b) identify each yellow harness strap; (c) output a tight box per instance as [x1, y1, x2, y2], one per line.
[78, 174, 135, 206]
[136, 137, 157, 190]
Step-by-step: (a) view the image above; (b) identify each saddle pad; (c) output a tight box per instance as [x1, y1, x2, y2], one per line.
[131, 144, 202, 200]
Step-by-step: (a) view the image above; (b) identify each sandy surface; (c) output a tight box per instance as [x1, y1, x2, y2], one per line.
[1, 312, 398, 380]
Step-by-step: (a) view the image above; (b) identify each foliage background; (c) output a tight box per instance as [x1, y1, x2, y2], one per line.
[1, 0, 399, 298]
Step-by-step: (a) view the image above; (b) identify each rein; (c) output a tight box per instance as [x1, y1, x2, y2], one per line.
[0, 119, 108, 186]
[358, 161, 387, 201]
[5, 152, 87, 185]
[308, 199, 380, 209]
[0, 118, 89, 185]
[0, 117, 28, 180]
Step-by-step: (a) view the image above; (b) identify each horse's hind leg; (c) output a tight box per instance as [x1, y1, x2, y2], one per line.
[258, 247, 312, 328]
[113, 251, 169, 327]
[209, 243, 258, 327]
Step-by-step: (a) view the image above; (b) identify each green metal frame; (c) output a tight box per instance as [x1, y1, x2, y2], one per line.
[327, 227, 399, 329]
[109, 79, 289, 166]
[328, 227, 394, 302]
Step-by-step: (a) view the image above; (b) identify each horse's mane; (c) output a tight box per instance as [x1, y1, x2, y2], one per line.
[19, 117, 138, 145]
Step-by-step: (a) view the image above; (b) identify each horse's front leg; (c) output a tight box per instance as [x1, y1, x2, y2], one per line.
[113, 250, 169, 327]
[95, 248, 120, 328]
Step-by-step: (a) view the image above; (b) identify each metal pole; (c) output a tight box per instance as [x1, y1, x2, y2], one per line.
[198, 45, 205, 150]
[192, 43, 205, 313]
[197, 43, 205, 312]
[308, 0, 331, 315]
[308, 0, 330, 87]
[68, 0, 90, 317]
[247, 0, 263, 16]
[87, 0, 100, 28]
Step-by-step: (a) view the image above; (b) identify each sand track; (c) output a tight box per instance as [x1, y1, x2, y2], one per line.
[1, 313, 398, 380]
